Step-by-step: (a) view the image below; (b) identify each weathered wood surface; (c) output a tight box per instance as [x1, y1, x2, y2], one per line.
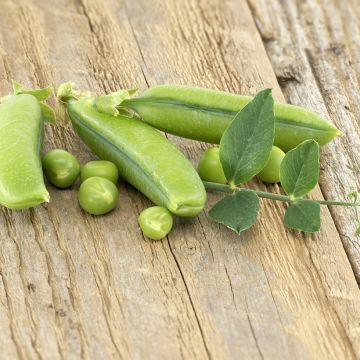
[0, 0, 359, 359]
[248, 0, 360, 282]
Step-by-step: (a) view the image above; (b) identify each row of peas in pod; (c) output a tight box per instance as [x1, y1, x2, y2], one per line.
[42, 149, 173, 240]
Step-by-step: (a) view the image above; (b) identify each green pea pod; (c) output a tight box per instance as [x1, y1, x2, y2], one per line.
[0, 82, 53, 209]
[120, 85, 341, 151]
[57, 84, 206, 217]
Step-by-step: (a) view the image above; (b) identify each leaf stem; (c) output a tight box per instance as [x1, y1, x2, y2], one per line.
[203, 181, 360, 207]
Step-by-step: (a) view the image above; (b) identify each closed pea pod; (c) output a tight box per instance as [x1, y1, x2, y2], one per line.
[57, 83, 206, 217]
[0, 82, 54, 209]
[120, 85, 340, 151]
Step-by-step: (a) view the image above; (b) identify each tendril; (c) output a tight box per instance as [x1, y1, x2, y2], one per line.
[348, 191, 360, 235]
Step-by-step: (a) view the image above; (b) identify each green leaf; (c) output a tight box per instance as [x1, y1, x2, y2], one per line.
[95, 88, 138, 116]
[219, 89, 275, 186]
[40, 102, 56, 123]
[284, 199, 320, 232]
[208, 190, 259, 234]
[280, 139, 319, 198]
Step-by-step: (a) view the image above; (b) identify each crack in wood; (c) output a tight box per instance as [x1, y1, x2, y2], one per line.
[167, 238, 212, 360]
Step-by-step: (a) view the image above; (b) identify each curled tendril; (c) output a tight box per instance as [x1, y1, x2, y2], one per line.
[348, 191, 360, 235]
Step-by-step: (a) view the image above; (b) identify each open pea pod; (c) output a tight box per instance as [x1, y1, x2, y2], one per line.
[57, 83, 206, 217]
[0, 81, 54, 209]
[119, 85, 341, 151]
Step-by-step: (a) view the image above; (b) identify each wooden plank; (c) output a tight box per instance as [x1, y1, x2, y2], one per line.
[0, 0, 359, 359]
[1, 1, 210, 359]
[247, 0, 360, 282]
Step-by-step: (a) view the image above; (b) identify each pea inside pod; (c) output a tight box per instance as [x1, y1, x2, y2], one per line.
[120, 85, 341, 151]
[0, 82, 54, 209]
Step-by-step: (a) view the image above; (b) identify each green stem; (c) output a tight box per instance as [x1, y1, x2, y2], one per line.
[203, 181, 360, 207]
[316, 199, 359, 206]
[203, 182, 233, 193]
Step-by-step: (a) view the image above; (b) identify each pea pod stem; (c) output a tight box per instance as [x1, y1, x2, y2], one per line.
[203, 181, 360, 207]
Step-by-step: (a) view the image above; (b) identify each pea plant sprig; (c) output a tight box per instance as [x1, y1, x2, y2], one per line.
[205, 89, 360, 234]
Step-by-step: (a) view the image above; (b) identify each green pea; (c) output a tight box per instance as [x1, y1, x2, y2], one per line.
[0, 92, 51, 209]
[42, 149, 80, 188]
[78, 176, 119, 215]
[138, 206, 173, 240]
[257, 146, 285, 183]
[122, 85, 341, 151]
[198, 147, 227, 184]
[81, 160, 119, 184]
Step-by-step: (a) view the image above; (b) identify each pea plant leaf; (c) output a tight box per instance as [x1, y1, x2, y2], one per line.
[208, 190, 259, 234]
[219, 89, 275, 186]
[280, 139, 319, 199]
[284, 199, 321, 233]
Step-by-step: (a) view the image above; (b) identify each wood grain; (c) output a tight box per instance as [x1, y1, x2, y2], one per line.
[248, 0, 360, 282]
[0, 0, 359, 359]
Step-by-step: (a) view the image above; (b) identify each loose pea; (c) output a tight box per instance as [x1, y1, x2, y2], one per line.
[138, 206, 173, 240]
[81, 160, 119, 184]
[42, 149, 80, 188]
[197, 147, 227, 184]
[257, 146, 285, 183]
[78, 176, 119, 215]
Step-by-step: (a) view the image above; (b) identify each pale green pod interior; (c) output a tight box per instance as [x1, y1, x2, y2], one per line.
[0, 94, 49, 209]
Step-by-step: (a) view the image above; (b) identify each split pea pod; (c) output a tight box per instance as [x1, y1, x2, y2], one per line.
[57, 84, 206, 217]
[0, 82, 54, 209]
[120, 85, 341, 151]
